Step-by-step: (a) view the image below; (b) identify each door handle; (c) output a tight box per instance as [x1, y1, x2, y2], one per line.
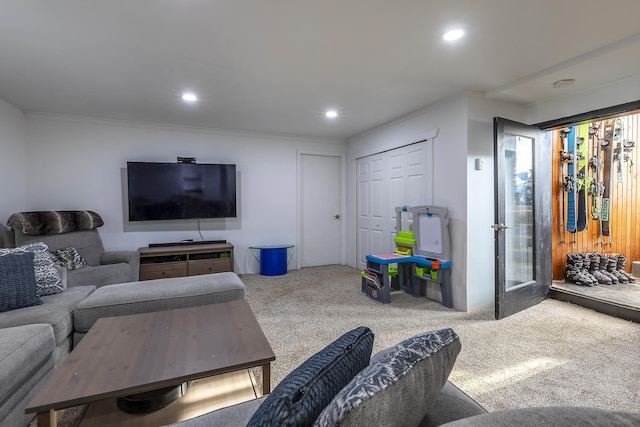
[491, 223, 510, 232]
[334, 214, 340, 219]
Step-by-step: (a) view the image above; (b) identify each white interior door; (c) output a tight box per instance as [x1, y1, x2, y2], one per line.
[357, 153, 387, 270]
[300, 153, 343, 267]
[356, 142, 431, 270]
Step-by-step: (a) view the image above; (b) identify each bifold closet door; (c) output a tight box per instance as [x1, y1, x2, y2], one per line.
[356, 142, 432, 270]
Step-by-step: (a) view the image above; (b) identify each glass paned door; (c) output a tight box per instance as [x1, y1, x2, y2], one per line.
[504, 135, 534, 289]
[494, 118, 552, 319]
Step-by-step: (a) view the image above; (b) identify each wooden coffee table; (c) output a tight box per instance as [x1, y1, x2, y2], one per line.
[25, 300, 275, 427]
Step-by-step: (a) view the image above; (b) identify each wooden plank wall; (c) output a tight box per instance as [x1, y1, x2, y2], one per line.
[551, 111, 639, 280]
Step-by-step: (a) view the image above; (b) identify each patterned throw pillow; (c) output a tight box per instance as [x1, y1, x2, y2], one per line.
[247, 326, 374, 427]
[0, 242, 64, 296]
[313, 328, 461, 427]
[49, 247, 88, 271]
[0, 252, 43, 312]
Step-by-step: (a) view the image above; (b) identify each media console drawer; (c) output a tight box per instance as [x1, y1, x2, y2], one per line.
[138, 243, 234, 281]
[189, 258, 232, 275]
[140, 263, 188, 281]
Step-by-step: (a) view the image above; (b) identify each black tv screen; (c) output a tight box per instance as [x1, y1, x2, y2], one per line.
[127, 162, 237, 221]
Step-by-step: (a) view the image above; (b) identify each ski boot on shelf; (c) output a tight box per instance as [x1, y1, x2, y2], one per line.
[577, 254, 599, 286]
[563, 254, 579, 284]
[604, 254, 628, 284]
[584, 253, 611, 285]
[564, 253, 596, 286]
[596, 253, 619, 284]
[614, 254, 635, 283]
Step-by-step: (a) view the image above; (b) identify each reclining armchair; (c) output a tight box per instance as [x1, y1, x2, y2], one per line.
[7, 211, 139, 288]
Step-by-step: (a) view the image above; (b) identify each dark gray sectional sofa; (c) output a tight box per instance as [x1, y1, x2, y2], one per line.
[0, 272, 247, 427]
[0, 215, 251, 426]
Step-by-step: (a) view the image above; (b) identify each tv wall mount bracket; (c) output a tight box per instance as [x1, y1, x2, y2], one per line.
[177, 157, 196, 164]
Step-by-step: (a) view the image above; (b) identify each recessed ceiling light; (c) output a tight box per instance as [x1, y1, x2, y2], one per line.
[325, 109, 338, 119]
[442, 28, 466, 42]
[181, 93, 198, 102]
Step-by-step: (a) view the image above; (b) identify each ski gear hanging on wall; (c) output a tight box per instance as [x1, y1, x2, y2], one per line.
[600, 119, 614, 240]
[564, 126, 578, 234]
[588, 125, 603, 221]
[576, 124, 589, 232]
[559, 129, 570, 242]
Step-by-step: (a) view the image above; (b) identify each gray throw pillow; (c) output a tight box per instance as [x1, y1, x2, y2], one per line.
[314, 327, 461, 427]
[0, 242, 63, 296]
[247, 326, 374, 427]
[0, 252, 43, 312]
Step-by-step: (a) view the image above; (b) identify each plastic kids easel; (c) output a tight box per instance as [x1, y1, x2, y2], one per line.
[361, 205, 453, 307]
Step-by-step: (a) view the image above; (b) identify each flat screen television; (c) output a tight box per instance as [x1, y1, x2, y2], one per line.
[127, 162, 237, 221]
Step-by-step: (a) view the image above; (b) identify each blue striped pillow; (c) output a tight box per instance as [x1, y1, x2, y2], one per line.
[0, 252, 43, 312]
[247, 326, 374, 427]
[0, 242, 63, 296]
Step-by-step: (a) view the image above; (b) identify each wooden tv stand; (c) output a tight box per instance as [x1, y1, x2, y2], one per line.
[138, 243, 234, 281]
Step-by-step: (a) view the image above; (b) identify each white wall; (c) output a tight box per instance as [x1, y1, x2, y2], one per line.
[466, 95, 528, 311]
[24, 114, 346, 273]
[0, 99, 27, 224]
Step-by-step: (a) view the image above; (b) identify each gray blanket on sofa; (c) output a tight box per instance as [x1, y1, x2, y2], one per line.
[7, 211, 104, 236]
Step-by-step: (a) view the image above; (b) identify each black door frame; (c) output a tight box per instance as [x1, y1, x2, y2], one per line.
[494, 118, 553, 319]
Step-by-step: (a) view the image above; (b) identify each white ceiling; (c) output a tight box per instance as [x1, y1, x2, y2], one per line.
[1, 1, 639, 140]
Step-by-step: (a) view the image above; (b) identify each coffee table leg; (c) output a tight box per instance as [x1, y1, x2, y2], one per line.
[261, 363, 271, 395]
[36, 409, 57, 427]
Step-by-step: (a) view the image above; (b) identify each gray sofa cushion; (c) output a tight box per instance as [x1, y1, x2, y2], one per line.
[170, 397, 266, 427]
[0, 286, 95, 346]
[248, 326, 374, 427]
[15, 229, 105, 266]
[166, 382, 485, 427]
[100, 250, 140, 282]
[12, 229, 140, 286]
[440, 406, 640, 426]
[0, 347, 55, 427]
[73, 272, 246, 335]
[419, 381, 487, 427]
[315, 328, 460, 427]
[0, 324, 54, 416]
[67, 263, 132, 288]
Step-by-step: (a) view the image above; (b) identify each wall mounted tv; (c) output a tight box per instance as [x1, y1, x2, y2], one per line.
[127, 162, 237, 221]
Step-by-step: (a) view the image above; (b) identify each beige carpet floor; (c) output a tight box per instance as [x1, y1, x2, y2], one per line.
[241, 265, 640, 413]
[34, 265, 640, 426]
